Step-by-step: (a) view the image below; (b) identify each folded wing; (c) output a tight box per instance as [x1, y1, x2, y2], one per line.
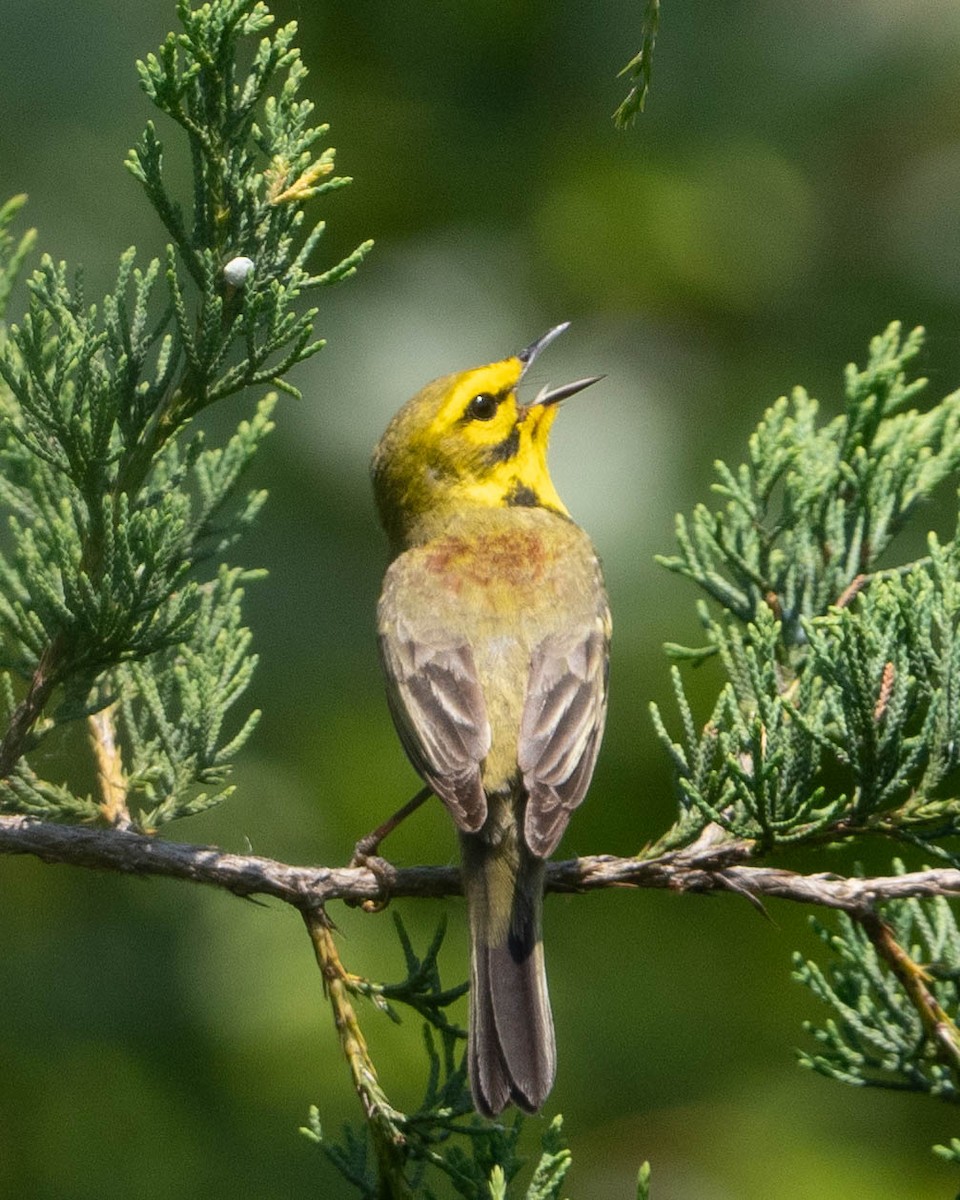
[378, 615, 492, 833]
[519, 616, 610, 858]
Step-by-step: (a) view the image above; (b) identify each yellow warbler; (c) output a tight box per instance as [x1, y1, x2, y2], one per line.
[372, 323, 609, 1115]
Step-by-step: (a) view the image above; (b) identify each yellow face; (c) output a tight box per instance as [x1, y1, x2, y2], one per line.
[425, 358, 566, 509]
[372, 354, 569, 547]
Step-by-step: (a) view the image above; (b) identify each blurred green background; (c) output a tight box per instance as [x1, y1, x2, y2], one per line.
[2, 1, 960, 1196]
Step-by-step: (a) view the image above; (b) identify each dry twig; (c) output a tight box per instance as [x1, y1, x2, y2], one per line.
[2, 814, 959, 916]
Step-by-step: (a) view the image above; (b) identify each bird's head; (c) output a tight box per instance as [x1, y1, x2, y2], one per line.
[371, 323, 601, 549]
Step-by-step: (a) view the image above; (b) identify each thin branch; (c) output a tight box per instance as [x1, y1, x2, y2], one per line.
[303, 906, 413, 1199]
[0, 642, 61, 778]
[87, 703, 132, 829]
[3, 813, 960, 915]
[857, 910, 960, 1078]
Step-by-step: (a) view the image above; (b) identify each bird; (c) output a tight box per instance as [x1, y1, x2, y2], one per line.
[371, 322, 610, 1116]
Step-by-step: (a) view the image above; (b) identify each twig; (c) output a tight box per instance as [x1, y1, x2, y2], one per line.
[3, 813, 960, 914]
[87, 703, 132, 829]
[857, 910, 960, 1078]
[302, 906, 413, 1199]
[836, 573, 869, 609]
[0, 642, 60, 778]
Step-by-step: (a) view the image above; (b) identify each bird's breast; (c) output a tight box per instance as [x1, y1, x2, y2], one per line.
[422, 529, 550, 600]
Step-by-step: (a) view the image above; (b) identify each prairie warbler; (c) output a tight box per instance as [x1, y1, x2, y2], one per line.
[372, 323, 610, 1115]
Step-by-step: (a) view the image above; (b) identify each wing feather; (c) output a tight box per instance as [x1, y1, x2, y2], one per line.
[379, 620, 492, 833]
[519, 617, 609, 858]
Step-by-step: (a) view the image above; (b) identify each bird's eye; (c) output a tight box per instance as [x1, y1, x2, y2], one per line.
[466, 392, 498, 421]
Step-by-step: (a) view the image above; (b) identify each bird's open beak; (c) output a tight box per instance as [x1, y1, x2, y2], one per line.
[518, 322, 572, 373]
[528, 374, 604, 407]
[517, 321, 604, 407]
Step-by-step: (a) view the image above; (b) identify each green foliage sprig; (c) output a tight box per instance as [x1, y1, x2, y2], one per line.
[614, 0, 661, 128]
[308, 1102, 572, 1200]
[0, 0, 370, 828]
[0, 195, 36, 327]
[794, 869, 960, 1104]
[652, 324, 960, 861]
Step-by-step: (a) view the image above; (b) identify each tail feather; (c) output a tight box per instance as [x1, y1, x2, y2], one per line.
[464, 843, 555, 1117]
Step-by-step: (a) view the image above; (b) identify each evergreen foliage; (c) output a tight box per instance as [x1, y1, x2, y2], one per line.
[0, 0, 370, 829]
[0, 196, 35, 325]
[651, 324, 960, 862]
[794, 873, 960, 1102]
[614, 0, 661, 128]
[651, 326, 960, 1167]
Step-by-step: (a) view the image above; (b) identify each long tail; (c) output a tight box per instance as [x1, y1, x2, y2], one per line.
[461, 834, 555, 1117]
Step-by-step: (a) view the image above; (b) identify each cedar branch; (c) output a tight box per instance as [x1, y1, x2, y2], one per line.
[303, 906, 413, 1198]
[857, 910, 960, 1077]
[2, 814, 960, 914]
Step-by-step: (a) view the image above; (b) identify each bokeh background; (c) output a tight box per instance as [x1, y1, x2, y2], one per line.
[2, 1, 960, 1196]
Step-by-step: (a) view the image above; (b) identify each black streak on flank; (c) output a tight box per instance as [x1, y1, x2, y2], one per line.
[486, 427, 521, 465]
[505, 482, 541, 507]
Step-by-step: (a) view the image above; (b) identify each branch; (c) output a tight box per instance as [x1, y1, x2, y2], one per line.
[3, 814, 960, 915]
[303, 907, 413, 1200]
[87, 703, 132, 829]
[857, 910, 960, 1076]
